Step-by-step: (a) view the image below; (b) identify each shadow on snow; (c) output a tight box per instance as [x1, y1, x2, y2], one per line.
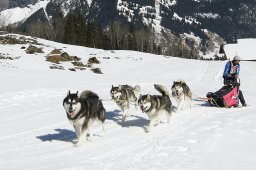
[36, 109, 149, 143]
[36, 128, 77, 144]
[106, 109, 149, 130]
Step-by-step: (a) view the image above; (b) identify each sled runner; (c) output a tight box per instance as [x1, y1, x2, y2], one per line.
[206, 78, 240, 108]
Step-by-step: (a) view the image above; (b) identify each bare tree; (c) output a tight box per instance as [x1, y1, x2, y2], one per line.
[51, 15, 66, 42]
[0, 13, 10, 30]
[27, 21, 53, 40]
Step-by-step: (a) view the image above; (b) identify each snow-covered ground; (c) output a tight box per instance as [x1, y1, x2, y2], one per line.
[0, 34, 256, 170]
[225, 39, 256, 60]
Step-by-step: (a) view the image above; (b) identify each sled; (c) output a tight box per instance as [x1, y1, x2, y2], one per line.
[206, 78, 240, 108]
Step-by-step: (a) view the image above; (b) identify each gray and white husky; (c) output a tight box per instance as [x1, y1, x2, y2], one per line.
[171, 80, 192, 111]
[63, 90, 105, 147]
[110, 85, 141, 122]
[138, 84, 172, 132]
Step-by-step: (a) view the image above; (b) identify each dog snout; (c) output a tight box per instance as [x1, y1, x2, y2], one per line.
[69, 106, 73, 111]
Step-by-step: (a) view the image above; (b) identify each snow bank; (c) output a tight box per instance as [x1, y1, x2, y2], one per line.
[225, 39, 256, 60]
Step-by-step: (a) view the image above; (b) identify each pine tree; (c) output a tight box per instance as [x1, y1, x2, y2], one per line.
[127, 23, 137, 51]
[76, 13, 87, 46]
[63, 14, 77, 44]
[85, 22, 93, 47]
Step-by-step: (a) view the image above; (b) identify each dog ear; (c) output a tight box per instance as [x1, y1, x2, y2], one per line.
[67, 90, 71, 96]
[147, 94, 150, 99]
[118, 85, 122, 90]
[112, 85, 114, 88]
[76, 91, 79, 96]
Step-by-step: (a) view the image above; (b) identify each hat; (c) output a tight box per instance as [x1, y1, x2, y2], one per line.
[233, 55, 241, 61]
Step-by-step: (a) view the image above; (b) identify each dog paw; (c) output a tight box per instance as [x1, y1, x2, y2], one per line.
[87, 137, 93, 142]
[73, 143, 81, 147]
[145, 127, 151, 133]
[122, 117, 126, 122]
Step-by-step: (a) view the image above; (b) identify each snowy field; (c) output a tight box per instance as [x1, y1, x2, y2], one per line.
[225, 39, 256, 60]
[0, 34, 256, 170]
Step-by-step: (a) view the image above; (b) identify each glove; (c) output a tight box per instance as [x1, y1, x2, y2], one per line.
[228, 73, 237, 78]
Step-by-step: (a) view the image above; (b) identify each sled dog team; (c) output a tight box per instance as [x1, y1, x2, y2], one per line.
[63, 80, 192, 147]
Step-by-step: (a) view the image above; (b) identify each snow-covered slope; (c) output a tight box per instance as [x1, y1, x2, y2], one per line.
[225, 39, 256, 60]
[0, 0, 50, 26]
[0, 34, 256, 170]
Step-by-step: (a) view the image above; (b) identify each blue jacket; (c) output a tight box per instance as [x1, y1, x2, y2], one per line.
[223, 61, 240, 78]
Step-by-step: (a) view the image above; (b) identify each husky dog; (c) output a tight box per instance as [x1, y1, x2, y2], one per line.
[171, 80, 192, 111]
[63, 90, 105, 147]
[110, 85, 141, 122]
[138, 84, 172, 132]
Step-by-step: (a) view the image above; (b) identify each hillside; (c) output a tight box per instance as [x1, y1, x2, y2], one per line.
[0, 34, 256, 170]
[1, 0, 256, 58]
[1, 0, 256, 42]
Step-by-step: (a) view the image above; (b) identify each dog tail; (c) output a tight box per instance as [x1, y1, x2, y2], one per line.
[154, 84, 169, 97]
[187, 89, 193, 100]
[181, 83, 192, 100]
[133, 85, 141, 97]
[98, 100, 106, 123]
[80, 90, 99, 100]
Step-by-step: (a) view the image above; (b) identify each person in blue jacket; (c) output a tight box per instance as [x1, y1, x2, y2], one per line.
[223, 55, 247, 106]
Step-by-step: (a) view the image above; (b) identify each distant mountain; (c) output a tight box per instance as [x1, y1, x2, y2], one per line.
[1, 0, 255, 58]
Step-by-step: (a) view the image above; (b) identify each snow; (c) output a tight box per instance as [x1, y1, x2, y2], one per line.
[173, 13, 200, 25]
[184, 33, 201, 44]
[193, 0, 215, 2]
[0, 0, 50, 26]
[184, 16, 200, 25]
[168, 0, 177, 6]
[173, 12, 183, 21]
[0, 34, 256, 170]
[158, 0, 177, 7]
[87, 0, 93, 7]
[117, 0, 135, 22]
[225, 39, 256, 60]
[151, 0, 162, 33]
[117, 1, 163, 33]
[196, 13, 220, 19]
[140, 6, 155, 26]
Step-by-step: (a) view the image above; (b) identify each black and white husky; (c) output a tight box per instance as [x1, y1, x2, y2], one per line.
[110, 85, 140, 122]
[138, 84, 172, 132]
[171, 80, 192, 111]
[63, 90, 105, 147]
